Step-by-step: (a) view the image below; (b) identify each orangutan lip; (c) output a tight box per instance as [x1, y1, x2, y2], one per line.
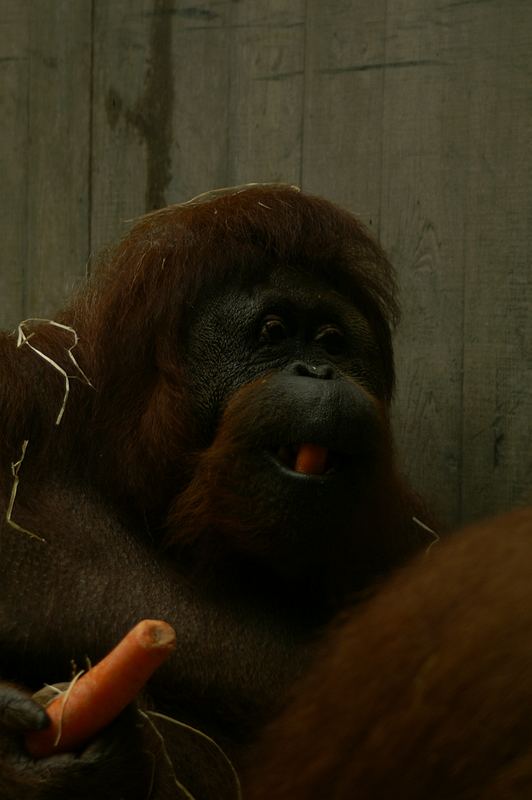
[273, 444, 343, 476]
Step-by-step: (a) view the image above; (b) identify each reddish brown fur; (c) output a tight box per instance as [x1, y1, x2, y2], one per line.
[243, 508, 532, 799]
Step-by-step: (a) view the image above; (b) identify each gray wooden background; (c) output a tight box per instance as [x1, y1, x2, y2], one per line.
[1, 0, 531, 529]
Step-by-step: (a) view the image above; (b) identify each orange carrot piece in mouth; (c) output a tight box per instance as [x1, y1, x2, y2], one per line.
[294, 443, 329, 475]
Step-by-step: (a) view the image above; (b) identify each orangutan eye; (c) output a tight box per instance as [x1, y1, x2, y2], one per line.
[259, 316, 289, 344]
[315, 325, 345, 355]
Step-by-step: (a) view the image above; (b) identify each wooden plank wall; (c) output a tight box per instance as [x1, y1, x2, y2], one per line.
[1, 0, 531, 528]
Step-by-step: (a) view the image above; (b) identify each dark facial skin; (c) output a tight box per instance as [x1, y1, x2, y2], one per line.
[186, 266, 387, 442]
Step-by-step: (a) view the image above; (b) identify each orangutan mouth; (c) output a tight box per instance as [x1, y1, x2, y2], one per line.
[275, 443, 342, 476]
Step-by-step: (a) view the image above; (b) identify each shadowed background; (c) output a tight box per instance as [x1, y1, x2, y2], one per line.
[1, 0, 531, 528]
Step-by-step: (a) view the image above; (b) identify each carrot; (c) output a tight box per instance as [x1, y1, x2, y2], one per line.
[25, 619, 176, 758]
[294, 443, 329, 475]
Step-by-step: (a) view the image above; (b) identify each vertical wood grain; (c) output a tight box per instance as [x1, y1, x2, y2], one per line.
[25, 0, 92, 317]
[91, 0, 154, 256]
[378, 1, 469, 526]
[459, 1, 532, 518]
[0, 1, 29, 330]
[226, 0, 306, 187]
[302, 0, 387, 230]
[164, 2, 232, 202]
